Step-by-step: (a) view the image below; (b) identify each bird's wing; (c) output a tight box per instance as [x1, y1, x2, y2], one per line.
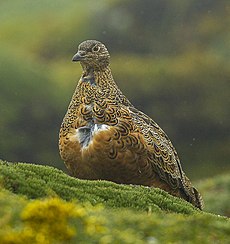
[128, 106, 194, 194]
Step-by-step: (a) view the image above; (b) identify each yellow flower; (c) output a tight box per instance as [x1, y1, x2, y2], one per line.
[21, 198, 77, 242]
[1, 197, 108, 243]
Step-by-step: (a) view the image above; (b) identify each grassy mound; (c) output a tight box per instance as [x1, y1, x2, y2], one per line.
[0, 160, 229, 243]
[0, 160, 198, 214]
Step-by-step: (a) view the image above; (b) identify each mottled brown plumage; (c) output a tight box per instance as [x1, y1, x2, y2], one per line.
[59, 40, 203, 209]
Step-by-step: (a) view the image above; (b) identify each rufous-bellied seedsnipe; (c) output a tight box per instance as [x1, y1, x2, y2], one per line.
[59, 40, 203, 210]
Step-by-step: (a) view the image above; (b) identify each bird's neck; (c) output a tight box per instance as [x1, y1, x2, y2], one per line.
[81, 64, 118, 90]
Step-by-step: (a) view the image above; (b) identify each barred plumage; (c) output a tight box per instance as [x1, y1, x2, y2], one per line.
[59, 40, 203, 210]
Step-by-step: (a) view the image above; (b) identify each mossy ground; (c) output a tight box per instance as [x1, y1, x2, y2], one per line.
[0, 160, 229, 243]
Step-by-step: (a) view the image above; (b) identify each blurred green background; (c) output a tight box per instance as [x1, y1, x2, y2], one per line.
[0, 0, 229, 180]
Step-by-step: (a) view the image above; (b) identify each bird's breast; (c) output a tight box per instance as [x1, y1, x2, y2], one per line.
[81, 72, 96, 86]
[76, 123, 110, 148]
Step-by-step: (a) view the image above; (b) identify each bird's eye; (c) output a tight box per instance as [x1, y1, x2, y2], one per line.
[92, 45, 100, 52]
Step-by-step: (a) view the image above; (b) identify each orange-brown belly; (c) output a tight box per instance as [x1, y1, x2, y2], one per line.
[59, 125, 174, 195]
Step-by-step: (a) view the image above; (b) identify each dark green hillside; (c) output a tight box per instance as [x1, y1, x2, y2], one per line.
[198, 174, 230, 217]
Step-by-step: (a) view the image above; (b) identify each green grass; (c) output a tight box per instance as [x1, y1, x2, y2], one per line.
[0, 160, 229, 243]
[0, 160, 198, 214]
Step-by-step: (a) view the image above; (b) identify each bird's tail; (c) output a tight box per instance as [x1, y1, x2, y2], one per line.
[181, 174, 204, 210]
[192, 186, 204, 210]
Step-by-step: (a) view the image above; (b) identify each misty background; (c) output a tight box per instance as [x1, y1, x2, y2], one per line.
[0, 0, 229, 180]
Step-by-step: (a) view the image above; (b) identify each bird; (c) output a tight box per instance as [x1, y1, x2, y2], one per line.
[59, 40, 203, 210]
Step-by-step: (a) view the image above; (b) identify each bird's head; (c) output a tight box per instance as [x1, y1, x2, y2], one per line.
[72, 40, 110, 70]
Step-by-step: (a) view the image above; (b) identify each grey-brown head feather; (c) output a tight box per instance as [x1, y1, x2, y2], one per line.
[73, 40, 110, 69]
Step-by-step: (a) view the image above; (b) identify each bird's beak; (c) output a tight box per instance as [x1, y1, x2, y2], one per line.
[72, 51, 84, 62]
